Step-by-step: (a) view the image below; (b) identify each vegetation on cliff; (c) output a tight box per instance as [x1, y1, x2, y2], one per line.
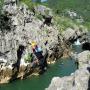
[47, 0, 90, 29]
[47, 0, 90, 21]
[19, 0, 89, 31]
[0, 0, 3, 14]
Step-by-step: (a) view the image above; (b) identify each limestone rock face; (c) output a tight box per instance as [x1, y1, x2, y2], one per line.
[62, 27, 88, 43]
[3, 0, 17, 14]
[0, 0, 64, 83]
[35, 5, 53, 16]
[46, 68, 90, 90]
[46, 51, 90, 90]
[77, 51, 90, 68]
[0, 0, 88, 84]
[0, 0, 59, 63]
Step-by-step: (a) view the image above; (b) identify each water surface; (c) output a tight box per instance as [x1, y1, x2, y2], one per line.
[0, 57, 77, 90]
[0, 44, 82, 90]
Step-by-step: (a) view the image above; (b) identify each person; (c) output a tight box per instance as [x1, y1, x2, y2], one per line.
[31, 41, 37, 52]
[31, 41, 46, 71]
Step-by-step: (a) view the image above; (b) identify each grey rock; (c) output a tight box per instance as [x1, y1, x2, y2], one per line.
[0, 0, 61, 67]
[35, 5, 53, 16]
[77, 51, 90, 68]
[62, 27, 88, 43]
[46, 51, 90, 90]
[3, 0, 17, 14]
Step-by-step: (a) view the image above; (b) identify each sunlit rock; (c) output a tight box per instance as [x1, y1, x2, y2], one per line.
[46, 51, 90, 90]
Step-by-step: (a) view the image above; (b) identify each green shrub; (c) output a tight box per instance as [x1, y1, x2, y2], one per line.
[54, 15, 78, 32]
[48, 0, 90, 22]
[36, 14, 43, 20]
[0, 0, 4, 15]
[20, 0, 38, 10]
[24, 53, 33, 62]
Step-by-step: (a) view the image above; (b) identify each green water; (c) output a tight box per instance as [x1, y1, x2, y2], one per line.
[0, 57, 77, 90]
[0, 45, 82, 90]
[72, 44, 83, 54]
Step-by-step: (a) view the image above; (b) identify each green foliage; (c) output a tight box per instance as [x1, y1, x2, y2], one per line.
[45, 29, 48, 34]
[36, 14, 43, 20]
[34, 0, 41, 3]
[20, 0, 37, 10]
[0, 0, 4, 14]
[43, 28, 49, 34]
[84, 22, 90, 30]
[87, 54, 90, 61]
[20, 0, 42, 20]
[24, 53, 33, 62]
[54, 15, 78, 32]
[47, 0, 90, 22]
[19, 0, 90, 30]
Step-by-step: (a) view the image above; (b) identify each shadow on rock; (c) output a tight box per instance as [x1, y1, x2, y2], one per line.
[10, 45, 25, 82]
[82, 42, 90, 50]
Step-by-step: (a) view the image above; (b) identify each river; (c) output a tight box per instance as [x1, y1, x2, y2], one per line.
[0, 44, 82, 90]
[0, 58, 77, 90]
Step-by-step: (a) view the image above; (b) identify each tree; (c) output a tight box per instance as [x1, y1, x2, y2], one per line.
[0, 0, 4, 15]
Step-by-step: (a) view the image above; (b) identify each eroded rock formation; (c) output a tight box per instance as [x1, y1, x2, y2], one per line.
[0, 0, 64, 83]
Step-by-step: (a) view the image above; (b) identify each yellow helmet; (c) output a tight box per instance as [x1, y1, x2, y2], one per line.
[31, 41, 37, 47]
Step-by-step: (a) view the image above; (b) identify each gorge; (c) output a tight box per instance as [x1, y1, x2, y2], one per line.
[0, 0, 90, 90]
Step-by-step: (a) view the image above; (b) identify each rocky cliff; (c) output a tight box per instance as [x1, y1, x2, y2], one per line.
[0, 0, 64, 83]
[0, 0, 88, 84]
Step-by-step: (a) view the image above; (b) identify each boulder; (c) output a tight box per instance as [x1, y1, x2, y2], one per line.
[77, 51, 90, 68]
[3, 0, 17, 14]
[46, 68, 90, 90]
[62, 27, 88, 43]
[35, 5, 53, 16]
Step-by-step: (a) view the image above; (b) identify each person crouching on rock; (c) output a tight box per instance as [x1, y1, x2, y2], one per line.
[31, 42, 47, 72]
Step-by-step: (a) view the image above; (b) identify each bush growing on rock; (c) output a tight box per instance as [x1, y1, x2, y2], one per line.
[20, 0, 37, 10]
[24, 53, 33, 63]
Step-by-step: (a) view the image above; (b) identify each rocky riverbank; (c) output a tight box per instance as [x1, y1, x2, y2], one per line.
[46, 51, 90, 90]
[0, 0, 88, 84]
